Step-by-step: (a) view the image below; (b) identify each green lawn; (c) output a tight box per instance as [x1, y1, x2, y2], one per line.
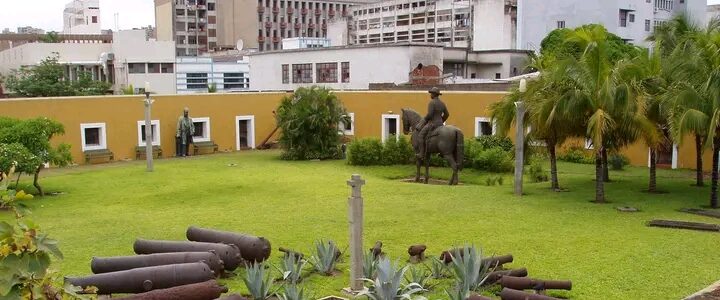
[2, 151, 719, 299]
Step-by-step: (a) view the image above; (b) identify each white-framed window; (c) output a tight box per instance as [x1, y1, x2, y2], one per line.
[525, 125, 547, 146]
[584, 138, 594, 150]
[235, 115, 256, 150]
[339, 112, 355, 135]
[191, 117, 211, 142]
[557, 20, 565, 29]
[474, 117, 495, 137]
[647, 144, 678, 169]
[80, 123, 107, 151]
[136, 120, 161, 147]
[381, 114, 400, 142]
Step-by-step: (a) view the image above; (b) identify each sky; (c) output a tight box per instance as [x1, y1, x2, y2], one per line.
[1, 0, 720, 32]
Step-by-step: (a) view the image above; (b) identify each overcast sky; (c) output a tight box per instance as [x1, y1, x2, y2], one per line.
[1, 0, 720, 32]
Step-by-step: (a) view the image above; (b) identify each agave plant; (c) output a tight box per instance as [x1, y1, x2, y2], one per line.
[364, 249, 379, 279]
[243, 262, 273, 300]
[359, 257, 426, 300]
[444, 285, 471, 300]
[276, 252, 307, 283]
[309, 239, 338, 275]
[277, 283, 308, 300]
[428, 257, 447, 279]
[447, 245, 493, 292]
[404, 265, 431, 290]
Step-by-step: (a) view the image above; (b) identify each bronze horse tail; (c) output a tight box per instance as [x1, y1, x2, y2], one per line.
[455, 130, 464, 171]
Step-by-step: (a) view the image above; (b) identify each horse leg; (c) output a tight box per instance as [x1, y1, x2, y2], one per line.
[415, 159, 422, 182]
[424, 155, 430, 184]
[444, 153, 458, 185]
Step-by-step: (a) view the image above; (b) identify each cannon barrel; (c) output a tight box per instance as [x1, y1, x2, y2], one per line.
[407, 245, 427, 257]
[370, 241, 383, 258]
[65, 262, 214, 295]
[484, 268, 528, 285]
[482, 254, 513, 267]
[279, 247, 304, 259]
[186, 226, 271, 263]
[499, 276, 572, 291]
[467, 295, 493, 300]
[134, 239, 241, 271]
[117, 280, 227, 299]
[91, 252, 224, 275]
[499, 288, 562, 300]
[216, 294, 250, 300]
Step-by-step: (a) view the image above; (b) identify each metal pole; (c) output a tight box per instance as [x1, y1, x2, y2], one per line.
[144, 91, 154, 172]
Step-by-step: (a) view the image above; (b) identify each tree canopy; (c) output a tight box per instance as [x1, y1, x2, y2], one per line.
[4, 55, 111, 97]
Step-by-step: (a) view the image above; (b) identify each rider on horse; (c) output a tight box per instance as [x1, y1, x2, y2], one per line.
[415, 87, 450, 159]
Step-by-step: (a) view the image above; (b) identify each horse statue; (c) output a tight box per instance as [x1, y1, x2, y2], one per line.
[401, 108, 464, 185]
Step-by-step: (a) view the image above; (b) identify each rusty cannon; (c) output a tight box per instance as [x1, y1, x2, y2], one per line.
[370, 241, 383, 258]
[117, 280, 227, 300]
[498, 276, 572, 291]
[484, 268, 529, 285]
[499, 288, 562, 300]
[91, 252, 224, 275]
[186, 226, 271, 263]
[279, 247, 304, 259]
[407, 244, 427, 259]
[439, 249, 513, 266]
[134, 239, 241, 271]
[216, 294, 250, 300]
[467, 295, 493, 300]
[65, 262, 215, 295]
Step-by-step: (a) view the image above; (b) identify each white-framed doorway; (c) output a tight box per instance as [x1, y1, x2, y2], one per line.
[381, 114, 400, 142]
[235, 115, 256, 150]
[648, 144, 678, 169]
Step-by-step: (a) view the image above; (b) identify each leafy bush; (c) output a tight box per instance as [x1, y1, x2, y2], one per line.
[558, 146, 594, 164]
[277, 86, 347, 160]
[473, 148, 513, 173]
[528, 161, 549, 183]
[348, 137, 414, 166]
[5, 55, 110, 97]
[475, 136, 513, 152]
[381, 136, 413, 165]
[609, 154, 630, 170]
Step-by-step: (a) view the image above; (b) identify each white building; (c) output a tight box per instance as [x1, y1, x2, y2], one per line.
[248, 42, 443, 91]
[517, 0, 706, 51]
[63, 0, 101, 35]
[282, 37, 331, 49]
[17, 27, 45, 35]
[708, 4, 720, 24]
[176, 56, 250, 93]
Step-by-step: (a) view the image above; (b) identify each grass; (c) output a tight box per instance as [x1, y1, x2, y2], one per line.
[2, 150, 719, 299]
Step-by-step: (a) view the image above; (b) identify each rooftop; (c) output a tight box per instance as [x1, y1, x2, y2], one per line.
[247, 42, 445, 56]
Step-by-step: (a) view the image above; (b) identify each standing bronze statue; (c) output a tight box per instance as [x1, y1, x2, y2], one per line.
[176, 107, 195, 157]
[401, 87, 464, 185]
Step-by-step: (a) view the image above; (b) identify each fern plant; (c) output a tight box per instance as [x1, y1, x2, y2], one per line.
[243, 262, 273, 300]
[276, 251, 307, 283]
[277, 283, 308, 300]
[447, 245, 493, 292]
[364, 249, 379, 279]
[404, 265, 431, 290]
[359, 257, 425, 300]
[428, 257, 447, 279]
[309, 239, 338, 275]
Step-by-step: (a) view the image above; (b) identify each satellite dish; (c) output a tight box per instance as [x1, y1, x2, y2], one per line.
[236, 39, 244, 51]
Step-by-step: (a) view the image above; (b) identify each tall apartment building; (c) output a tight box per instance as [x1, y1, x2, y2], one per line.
[329, 0, 516, 51]
[63, 0, 101, 34]
[17, 27, 45, 35]
[155, 0, 218, 56]
[517, 0, 706, 51]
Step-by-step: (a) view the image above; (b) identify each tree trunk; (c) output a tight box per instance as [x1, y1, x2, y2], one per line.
[595, 149, 605, 203]
[601, 147, 610, 182]
[15, 172, 21, 189]
[33, 166, 43, 197]
[696, 134, 705, 187]
[547, 140, 560, 191]
[649, 148, 657, 193]
[711, 137, 719, 209]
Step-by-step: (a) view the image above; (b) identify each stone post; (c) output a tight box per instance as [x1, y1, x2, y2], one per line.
[143, 82, 155, 172]
[514, 79, 527, 196]
[347, 174, 365, 292]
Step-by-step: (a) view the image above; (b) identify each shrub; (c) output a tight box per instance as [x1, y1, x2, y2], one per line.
[277, 86, 346, 160]
[381, 136, 413, 165]
[475, 136, 513, 152]
[463, 139, 484, 167]
[473, 148, 513, 173]
[528, 161, 549, 182]
[348, 137, 413, 166]
[609, 154, 630, 170]
[558, 146, 594, 164]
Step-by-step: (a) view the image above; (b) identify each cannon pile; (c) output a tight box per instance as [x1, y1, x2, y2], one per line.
[64, 226, 271, 299]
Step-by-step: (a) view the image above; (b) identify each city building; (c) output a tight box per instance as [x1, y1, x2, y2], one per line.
[155, 0, 218, 56]
[282, 37, 331, 49]
[517, 0, 706, 51]
[63, 0, 102, 34]
[249, 42, 444, 90]
[17, 27, 45, 35]
[708, 4, 720, 24]
[176, 55, 250, 93]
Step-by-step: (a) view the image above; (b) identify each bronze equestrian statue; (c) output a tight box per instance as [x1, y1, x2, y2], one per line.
[401, 87, 464, 185]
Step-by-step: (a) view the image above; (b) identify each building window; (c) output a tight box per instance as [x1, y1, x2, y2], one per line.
[341, 62, 350, 83]
[619, 9, 629, 27]
[382, 114, 400, 142]
[585, 138, 594, 150]
[292, 63, 313, 83]
[208, 3, 215, 10]
[495, 73, 501, 79]
[192, 117, 211, 142]
[282, 64, 289, 84]
[474, 117, 495, 137]
[161, 63, 174, 73]
[339, 112, 355, 135]
[224, 73, 247, 90]
[645, 19, 651, 32]
[316, 62, 338, 83]
[80, 123, 107, 151]
[629, 14, 635, 23]
[92, 16, 98, 23]
[137, 120, 160, 146]
[148, 63, 161, 73]
[128, 63, 146, 74]
[557, 20, 565, 29]
[186, 73, 208, 89]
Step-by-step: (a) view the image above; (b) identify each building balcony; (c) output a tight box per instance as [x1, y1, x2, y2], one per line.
[273, 7, 280, 14]
[322, 23, 327, 29]
[273, 37, 280, 43]
[315, 9, 322, 15]
[258, 36, 265, 42]
[265, 22, 272, 28]
[280, 22, 287, 28]
[308, 23, 316, 29]
[301, 8, 308, 15]
[287, 7, 294, 14]
[257, 6, 265, 13]
[295, 23, 301, 29]
[342, 10, 348, 16]
[329, 10, 335, 16]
